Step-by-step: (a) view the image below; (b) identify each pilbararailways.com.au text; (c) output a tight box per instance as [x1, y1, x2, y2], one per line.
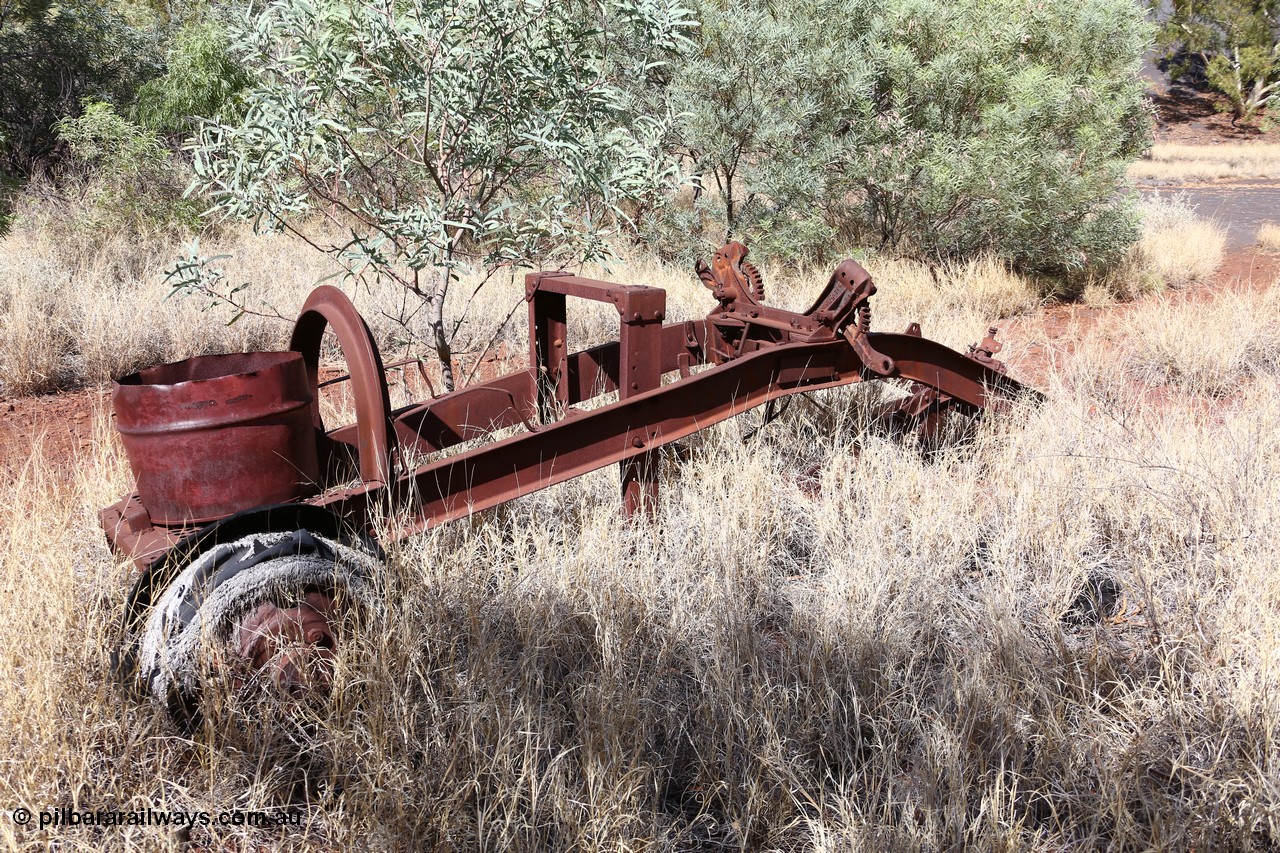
[12, 806, 300, 830]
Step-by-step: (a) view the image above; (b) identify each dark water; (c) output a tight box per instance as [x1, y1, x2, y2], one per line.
[1140, 184, 1280, 248]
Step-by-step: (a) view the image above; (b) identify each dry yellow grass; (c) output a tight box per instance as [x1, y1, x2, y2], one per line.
[1117, 284, 1280, 396]
[3, 277, 1280, 849]
[1114, 197, 1227, 295]
[0, 191, 1225, 398]
[2, 204, 1279, 848]
[1128, 143, 1280, 184]
[0, 224, 532, 398]
[1257, 222, 1280, 251]
[0, 229, 311, 396]
[862, 253, 1041, 342]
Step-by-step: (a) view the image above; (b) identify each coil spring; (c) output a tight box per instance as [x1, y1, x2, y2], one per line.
[857, 301, 872, 335]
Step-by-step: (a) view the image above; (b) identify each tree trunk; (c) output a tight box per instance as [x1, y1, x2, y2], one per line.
[428, 266, 456, 392]
[724, 167, 736, 238]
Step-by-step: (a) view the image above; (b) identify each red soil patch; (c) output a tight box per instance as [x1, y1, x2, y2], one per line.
[0, 388, 111, 478]
[1149, 86, 1275, 145]
[1000, 246, 1280, 394]
[1216, 246, 1280, 290]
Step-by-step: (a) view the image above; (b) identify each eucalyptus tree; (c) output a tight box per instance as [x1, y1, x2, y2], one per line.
[1156, 0, 1279, 122]
[190, 0, 695, 389]
[653, 0, 1151, 275]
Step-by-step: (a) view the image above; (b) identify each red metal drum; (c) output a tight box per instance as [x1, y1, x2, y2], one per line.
[113, 352, 320, 525]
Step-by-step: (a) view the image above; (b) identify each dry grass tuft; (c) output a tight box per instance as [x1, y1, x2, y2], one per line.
[1122, 197, 1226, 294]
[1136, 196, 1228, 289]
[0, 223, 536, 397]
[0, 228, 304, 396]
[1117, 283, 1280, 396]
[1257, 222, 1280, 251]
[864, 254, 1040, 344]
[1128, 143, 1280, 184]
[1082, 196, 1226, 301]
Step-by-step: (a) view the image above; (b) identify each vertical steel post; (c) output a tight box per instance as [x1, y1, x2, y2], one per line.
[526, 273, 667, 517]
[619, 309, 662, 516]
[529, 289, 568, 424]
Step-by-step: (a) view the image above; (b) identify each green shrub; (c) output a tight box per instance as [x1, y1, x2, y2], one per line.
[54, 100, 199, 237]
[641, 0, 864, 266]
[647, 0, 1152, 276]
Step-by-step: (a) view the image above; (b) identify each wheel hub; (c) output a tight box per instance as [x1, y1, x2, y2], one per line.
[235, 591, 338, 694]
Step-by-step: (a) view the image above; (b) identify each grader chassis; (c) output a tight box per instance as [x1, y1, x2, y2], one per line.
[101, 242, 1038, 717]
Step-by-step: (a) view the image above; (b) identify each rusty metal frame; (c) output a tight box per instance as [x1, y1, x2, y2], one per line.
[100, 242, 1040, 570]
[526, 272, 667, 514]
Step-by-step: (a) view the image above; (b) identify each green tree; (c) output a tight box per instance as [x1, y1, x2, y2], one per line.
[133, 14, 251, 138]
[0, 0, 159, 176]
[188, 0, 694, 390]
[650, 0, 1151, 275]
[1156, 0, 1279, 122]
[853, 0, 1152, 273]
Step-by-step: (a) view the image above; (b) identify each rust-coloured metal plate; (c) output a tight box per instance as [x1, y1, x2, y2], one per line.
[113, 352, 320, 525]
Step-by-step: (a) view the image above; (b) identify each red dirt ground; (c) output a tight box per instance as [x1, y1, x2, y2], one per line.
[1149, 85, 1276, 145]
[1001, 246, 1280, 392]
[1033, 246, 1280, 348]
[0, 388, 111, 477]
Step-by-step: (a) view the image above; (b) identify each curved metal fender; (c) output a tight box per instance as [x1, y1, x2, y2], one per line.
[289, 285, 396, 485]
[871, 332, 1045, 409]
